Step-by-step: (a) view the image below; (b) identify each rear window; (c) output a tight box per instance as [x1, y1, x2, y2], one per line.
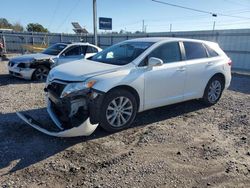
[205, 45, 219, 57]
[184, 42, 208, 60]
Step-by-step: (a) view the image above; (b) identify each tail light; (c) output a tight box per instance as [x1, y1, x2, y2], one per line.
[228, 59, 232, 66]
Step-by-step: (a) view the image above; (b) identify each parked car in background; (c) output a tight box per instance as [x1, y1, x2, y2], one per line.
[8, 42, 102, 80]
[17, 37, 231, 137]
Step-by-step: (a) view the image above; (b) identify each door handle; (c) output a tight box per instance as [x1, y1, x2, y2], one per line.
[207, 62, 214, 66]
[177, 66, 186, 72]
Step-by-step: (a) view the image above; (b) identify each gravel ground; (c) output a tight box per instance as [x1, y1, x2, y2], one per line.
[0, 61, 250, 188]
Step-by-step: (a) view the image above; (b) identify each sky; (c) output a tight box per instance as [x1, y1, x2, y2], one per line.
[1, 0, 250, 34]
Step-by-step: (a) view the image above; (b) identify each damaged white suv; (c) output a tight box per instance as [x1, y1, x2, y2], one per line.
[17, 37, 231, 137]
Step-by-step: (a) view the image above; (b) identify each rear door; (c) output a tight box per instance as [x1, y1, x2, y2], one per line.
[182, 41, 211, 100]
[144, 42, 187, 110]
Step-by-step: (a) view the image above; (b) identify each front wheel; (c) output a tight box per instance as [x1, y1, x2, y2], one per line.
[32, 65, 49, 81]
[202, 76, 224, 105]
[99, 89, 138, 132]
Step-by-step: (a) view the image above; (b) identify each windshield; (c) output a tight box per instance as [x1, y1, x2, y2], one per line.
[42, 43, 67, 55]
[90, 41, 154, 65]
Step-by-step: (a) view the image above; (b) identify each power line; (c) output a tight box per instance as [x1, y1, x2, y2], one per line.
[152, 0, 250, 20]
[48, 0, 61, 30]
[56, 0, 80, 32]
[152, 0, 217, 16]
[231, 10, 250, 15]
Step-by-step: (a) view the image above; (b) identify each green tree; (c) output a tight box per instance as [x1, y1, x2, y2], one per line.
[134, 31, 142, 34]
[0, 18, 12, 28]
[12, 22, 24, 32]
[26, 23, 49, 33]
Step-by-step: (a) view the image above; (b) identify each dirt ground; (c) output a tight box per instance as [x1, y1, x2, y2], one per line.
[0, 61, 249, 188]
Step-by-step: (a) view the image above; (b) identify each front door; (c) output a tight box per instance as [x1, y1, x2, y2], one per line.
[144, 42, 186, 110]
[57, 45, 85, 65]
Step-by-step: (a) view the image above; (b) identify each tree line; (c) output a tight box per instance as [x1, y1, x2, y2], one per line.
[0, 18, 49, 33]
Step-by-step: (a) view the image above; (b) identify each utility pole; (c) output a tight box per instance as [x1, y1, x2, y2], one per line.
[142, 20, 145, 33]
[93, 0, 97, 46]
[212, 21, 216, 31]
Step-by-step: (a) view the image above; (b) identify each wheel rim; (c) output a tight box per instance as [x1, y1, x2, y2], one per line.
[106, 96, 133, 127]
[35, 68, 48, 80]
[208, 80, 222, 103]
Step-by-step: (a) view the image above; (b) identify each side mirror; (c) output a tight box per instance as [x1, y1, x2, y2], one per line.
[148, 57, 163, 67]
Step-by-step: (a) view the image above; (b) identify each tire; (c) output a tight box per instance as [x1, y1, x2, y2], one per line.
[99, 89, 138, 132]
[202, 76, 224, 106]
[32, 65, 49, 81]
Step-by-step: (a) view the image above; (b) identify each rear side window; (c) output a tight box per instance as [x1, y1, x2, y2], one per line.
[205, 45, 219, 57]
[80, 46, 87, 55]
[148, 42, 181, 63]
[184, 42, 207, 60]
[87, 46, 98, 53]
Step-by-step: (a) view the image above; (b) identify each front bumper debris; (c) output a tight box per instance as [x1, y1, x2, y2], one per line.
[16, 112, 98, 137]
[16, 81, 104, 137]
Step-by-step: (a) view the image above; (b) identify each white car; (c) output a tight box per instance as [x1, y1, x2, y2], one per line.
[17, 37, 231, 137]
[8, 42, 102, 80]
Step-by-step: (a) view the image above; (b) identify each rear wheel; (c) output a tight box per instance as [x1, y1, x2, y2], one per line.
[202, 76, 224, 105]
[99, 89, 137, 132]
[32, 65, 49, 81]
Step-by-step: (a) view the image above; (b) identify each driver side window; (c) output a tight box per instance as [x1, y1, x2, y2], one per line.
[148, 42, 181, 64]
[64, 46, 81, 57]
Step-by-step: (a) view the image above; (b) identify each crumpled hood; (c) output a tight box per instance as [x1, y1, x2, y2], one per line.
[49, 59, 122, 82]
[10, 53, 55, 63]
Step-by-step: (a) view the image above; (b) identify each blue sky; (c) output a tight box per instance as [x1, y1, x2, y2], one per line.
[1, 0, 250, 33]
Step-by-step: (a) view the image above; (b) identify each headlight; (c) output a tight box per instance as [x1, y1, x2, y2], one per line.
[17, 62, 31, 68]
[60, 80, 97, 98]
[17, 59, 34, 68]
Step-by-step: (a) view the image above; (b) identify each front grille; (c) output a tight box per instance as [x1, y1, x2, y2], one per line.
[47, 82, 66, 97]
[9, 71, 21, 77]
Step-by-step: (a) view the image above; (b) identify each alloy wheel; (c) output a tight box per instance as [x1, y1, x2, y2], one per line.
[208, 80, 222, 103]
[106, 96, 133, 127]
[34, 67, 48, 80]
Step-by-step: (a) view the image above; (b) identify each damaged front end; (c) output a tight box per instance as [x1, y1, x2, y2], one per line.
[17, 79, 104, 137]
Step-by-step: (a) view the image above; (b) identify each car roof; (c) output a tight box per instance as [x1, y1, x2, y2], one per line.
[55, 42, 101, 50]
[67, 42, 90, 46]
[56, 42, 94, 46]
[127, 37, 217, 45]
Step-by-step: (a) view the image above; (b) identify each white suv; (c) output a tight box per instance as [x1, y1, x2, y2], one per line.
[17, 37, 231, 137]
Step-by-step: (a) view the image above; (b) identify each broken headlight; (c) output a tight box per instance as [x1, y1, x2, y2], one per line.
[60, 80, 96, 98]
[17, 62, 31, 68]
